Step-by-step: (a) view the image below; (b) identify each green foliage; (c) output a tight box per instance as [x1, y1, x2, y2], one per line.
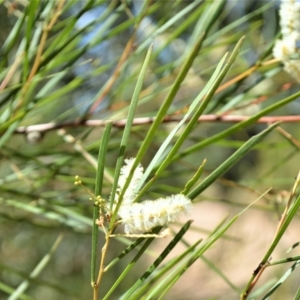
[0, 1, 300, 300]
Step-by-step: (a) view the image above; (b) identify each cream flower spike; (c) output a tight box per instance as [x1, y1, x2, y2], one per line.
[113, 158, 193, 234]
[114, 158, 144, 205]
[273, 0, 300, 82]
[118, 194, 193, 234]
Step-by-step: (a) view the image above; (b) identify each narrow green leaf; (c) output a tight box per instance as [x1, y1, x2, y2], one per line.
[0, 282, 32, 300]
[102, 228, 160, 300]
[187, 0, 226, 50]
[23, 0, 41, 80]
[136, 52, 228, 198]
[262, 193, 300, 264]
[35, 77, 83, 104]
[135, 0, 202, 56]
[148, 215, 238, 299]
[245, 279, 277, 299]
[176, 91, 300, 160]
[130, 32, 207, 197]
[287, 242, 300, 254]
[241, 175, 300, 299]
[109, 44, 153, 225]
[201, 255, 240, 293]
[91, 122, 112, 285]
[137, 37, 244, 200]
[293, 284, 300, 300]
[152, 3, 205, 62]
[187, 122, 280, 200]
[104, 237, 150, 272]
[270, 255, 300, 266]
[0, 120, 21, 149]
[122, 221, 193, 299]
[130, 239, 202, 300]
[0, 13, 25, 57]
[8, 234, 63, 300]
[0, 282, 33, 300]
[34, 70, 69, 98]
[0, 198, 91, 231]
[182, 159, 206, 194]
[203, 1, 274, 48]
[262, 260, 300, 300]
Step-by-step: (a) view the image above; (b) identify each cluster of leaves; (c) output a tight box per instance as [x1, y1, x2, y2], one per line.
[1, 1, 300, 299]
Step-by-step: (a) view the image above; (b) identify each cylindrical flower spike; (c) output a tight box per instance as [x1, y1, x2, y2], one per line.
[113, 158, 144, 205]
[273, 0, 300, 82]
[279, 0, 300, 39]
[117, 194, 193, 234]
[109, 158, 193, 234]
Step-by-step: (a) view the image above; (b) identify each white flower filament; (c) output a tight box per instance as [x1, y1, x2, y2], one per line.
[112, 158, 193, 234]
[273, 0, 300, 82]
[114, 158, 144, 205]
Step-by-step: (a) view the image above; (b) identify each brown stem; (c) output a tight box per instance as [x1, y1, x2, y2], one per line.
[216, 58, 279, 94]
[276, 126, 300, 149]
[241, 172, 300, 299]
[15, 0, 65, 111]
[241, 262, 269, 300]
[14, 115, 300, 134]
[89, 0, 153, 115]
[0, 53, 24, 91]
[89, 34, 135, 114]
[93, 233, 111, 300]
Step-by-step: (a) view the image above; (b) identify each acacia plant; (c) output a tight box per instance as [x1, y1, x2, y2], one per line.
[1, 1, 300, 300]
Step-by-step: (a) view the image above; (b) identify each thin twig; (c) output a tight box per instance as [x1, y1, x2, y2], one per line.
[276, 126, 300, 149]
[241, 172, 300, 299]
[273, 171, 300, 237]
[27, 0, 65, 82]
[216, 58, 279, 94]
[57, 129, 114, 183]
[14, 115, 300, 134]
[93, 233, 111, 300]
[15, 0, 65, 110]
[89, 34, 136, 114]
[0, 53, 24, 91]
[241, 262, 269, 299]
[89, 0, 153, 115]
